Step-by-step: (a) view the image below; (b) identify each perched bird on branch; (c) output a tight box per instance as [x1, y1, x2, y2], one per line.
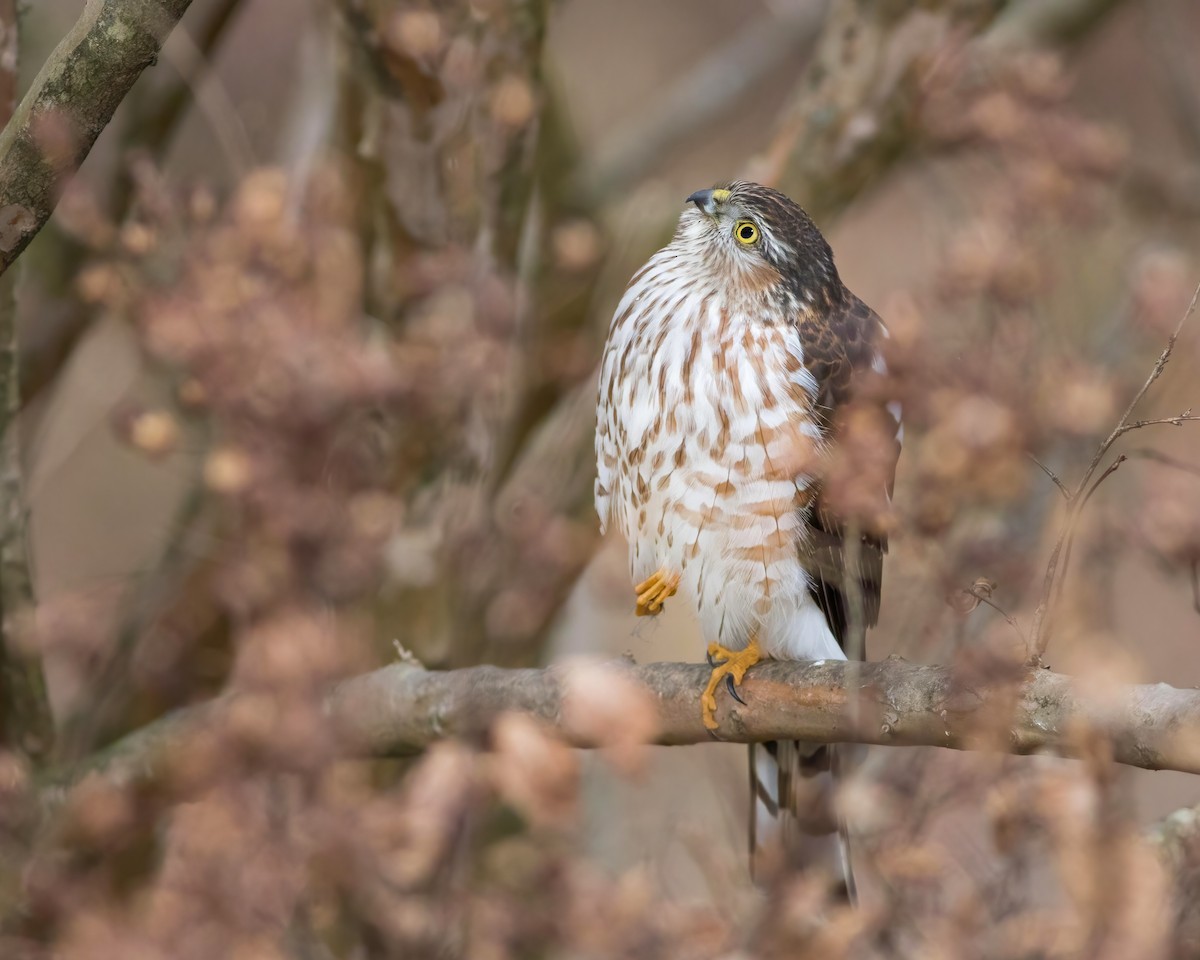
[595, 181, 900, 896]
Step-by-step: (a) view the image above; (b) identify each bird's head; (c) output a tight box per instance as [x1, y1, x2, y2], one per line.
[675, 180, 842, 309]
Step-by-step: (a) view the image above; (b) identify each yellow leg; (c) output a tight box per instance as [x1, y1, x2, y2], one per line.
[634, 568, 680, 617]
[701, 637, 763, 731]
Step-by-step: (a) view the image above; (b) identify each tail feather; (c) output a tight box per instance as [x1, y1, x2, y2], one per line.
[749, 739, 857, 903]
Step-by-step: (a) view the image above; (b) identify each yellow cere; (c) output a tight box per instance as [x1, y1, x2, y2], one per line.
[710, 188, 731, 204]
[734, 219, 759, 245]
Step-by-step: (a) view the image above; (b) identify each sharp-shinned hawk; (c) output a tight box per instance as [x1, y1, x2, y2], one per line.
[594, 181, 901, 891]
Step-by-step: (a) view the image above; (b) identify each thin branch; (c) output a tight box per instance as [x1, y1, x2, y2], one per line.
[0, 0, 196, 277]
[1053, 454, 1127, 605]
[1123, 447, 1200, 478]
[1111, 412, 1200, 441]
[1082, 283, 1200, 488]
[1079, 454, 1127, 515]
[52, 479, 211, 762]
[130, 0, 246, 170]
[39, 655, 1200, 808]
[965, 581, 1029, 644]
[1031, 280, 1200, 659]
[1027, 452, 1072, 500]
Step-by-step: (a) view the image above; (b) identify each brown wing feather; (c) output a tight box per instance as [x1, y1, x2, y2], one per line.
[796, 293, 899, 659]
[750, 292, 897, 890]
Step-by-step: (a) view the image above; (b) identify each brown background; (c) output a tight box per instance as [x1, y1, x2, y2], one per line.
[18, 0, 1200, 902]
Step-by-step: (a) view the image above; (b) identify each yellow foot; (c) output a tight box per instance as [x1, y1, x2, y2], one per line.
[634, 568, 680, 617]
[701, 638, 763, 731]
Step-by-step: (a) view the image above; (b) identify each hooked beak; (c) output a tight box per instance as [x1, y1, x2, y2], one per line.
[685, 187, 730, 216]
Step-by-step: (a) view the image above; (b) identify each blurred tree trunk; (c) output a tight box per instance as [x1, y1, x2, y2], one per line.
[334, 0, 1135, 673]
[335, 0, 603, 669]
[0, 0, 52, 765]
[19, 0, 244, 410]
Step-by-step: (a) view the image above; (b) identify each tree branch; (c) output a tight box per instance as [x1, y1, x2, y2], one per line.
[1150, 799, 1200, 949]
[0, 0, 51, 764]
[760, 0, 1131, 220]
[1030, 280, 1200, 658]
[979, 0, 1131, 51]
[579, 2, 828, 202]
[0, 0, 195, 277]
[43, 655, 1200, 804]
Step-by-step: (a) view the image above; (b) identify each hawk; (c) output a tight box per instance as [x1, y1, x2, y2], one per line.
[594, 181, 900, 888]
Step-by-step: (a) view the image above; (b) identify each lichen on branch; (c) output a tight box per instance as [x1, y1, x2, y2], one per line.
[0, 0, 194, 275]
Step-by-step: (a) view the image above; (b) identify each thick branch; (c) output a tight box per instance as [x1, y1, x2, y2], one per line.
[329, 659, 1200, 771]
[0, 0, 194, 276]
[0, 0, 51, 763]
[47, 657, 1200, 803]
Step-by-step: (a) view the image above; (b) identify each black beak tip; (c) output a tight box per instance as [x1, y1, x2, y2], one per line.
[686, 188, 712, 210]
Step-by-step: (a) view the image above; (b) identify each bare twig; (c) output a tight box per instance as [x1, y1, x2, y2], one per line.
[1123, 447, 1200, 478]
[1079, 454, 1128, 514]
[1082, 284, 1200, 487]
[1028, 452, 1072, 500]
[1112, 412, 1200, 441]
[52, 481, 212, 762]
[965, 580, 1029, 644]
[0, 0, 196, 277]
[1053, 455, 1127, 605]
[1030, 281, 1200, 659]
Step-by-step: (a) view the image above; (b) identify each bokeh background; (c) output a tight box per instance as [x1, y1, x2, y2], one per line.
[6, 0, 1200, 955]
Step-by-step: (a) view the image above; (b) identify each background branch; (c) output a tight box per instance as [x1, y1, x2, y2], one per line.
[760, 0, 1131, 219]
[19, 0, 244, 406]
[0, 0, 195, 277]
[1030, 280, 1200, 658]
[579, 1, 828, 203]
[0, 0, 50, 764]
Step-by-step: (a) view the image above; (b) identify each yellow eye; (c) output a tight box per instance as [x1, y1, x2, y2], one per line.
[734, 220, 759, 245]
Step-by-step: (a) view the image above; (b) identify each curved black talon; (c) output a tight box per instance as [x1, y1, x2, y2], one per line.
[725, 673, 747, 705]
[707, 649, 726, 668]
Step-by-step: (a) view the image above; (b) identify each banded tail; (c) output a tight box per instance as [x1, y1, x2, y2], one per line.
[749, 738, 857, 902]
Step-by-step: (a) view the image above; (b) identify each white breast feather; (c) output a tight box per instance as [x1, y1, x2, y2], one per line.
[595, 240, 844, 663]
